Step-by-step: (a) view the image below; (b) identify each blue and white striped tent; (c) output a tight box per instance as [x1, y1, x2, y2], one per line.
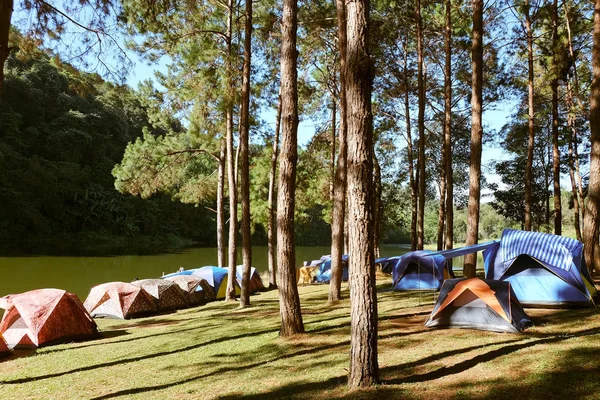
[483, 229, 597, 307]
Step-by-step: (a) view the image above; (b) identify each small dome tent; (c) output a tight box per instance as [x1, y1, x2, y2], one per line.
[391, 251, 454, 291]
[315, 255, 349, 283]
[131, 279, 189, 311]
[0, 289, 98, 349]
[164, 275, 213, 305]
[483, 229, 597, 307]
[235, 267, 265, 294]
[191, 267, 240, 299]
[84, 282, 158, 319]
[425, 278, 532, 333]
[376, 256, 401, 274]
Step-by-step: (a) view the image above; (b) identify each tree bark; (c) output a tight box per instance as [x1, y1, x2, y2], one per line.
[437, 161, 446, 251]
[0, 0, 12, 95]
[330, 98, 336, 201]
[568, 128, 582, 241]
[524, 0, 535, 232]
[217, 140, 226, 269]
[464, 0, 483, 278]
[277, 0, 304, 336]
[329, 0, 348, 304]
[545, 132, 551, 228]
[564, 5, 586, 204]
[444, 0, 453, 250]
[373, 155, 382, 258]
[225, 0, 238, 302]
[551, 0, 562, 235]
[239, 0, 253, 308]
[402, 42, 417, 251]
[584, 0, 600, 275]
[268, 94, 282, 289]
[566, 79, 582, 241]
[416, 0, 426, 250]
[346, 0, 378, 387]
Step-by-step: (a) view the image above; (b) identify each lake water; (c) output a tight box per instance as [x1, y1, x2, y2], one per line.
[0, 244, 414, 300]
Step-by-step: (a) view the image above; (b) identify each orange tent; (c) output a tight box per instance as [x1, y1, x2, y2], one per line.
[0, 289, 98, 349]
[84, 282, 158, 319]
[425, 278, 532, 333]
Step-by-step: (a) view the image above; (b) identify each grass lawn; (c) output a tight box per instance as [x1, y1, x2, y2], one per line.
[1, 278, 600, 399]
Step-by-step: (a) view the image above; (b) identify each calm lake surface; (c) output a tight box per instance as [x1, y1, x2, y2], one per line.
[0, 244, 413, 300]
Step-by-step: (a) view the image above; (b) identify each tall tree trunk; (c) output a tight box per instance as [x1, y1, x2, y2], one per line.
[268, 94, 282, 289]
[464, 0, 483, 278]
[403, 44, 417, 251]
[330, 98, 336, 201]
[584, 0, 600, 275]
[545, 130, 551, 228]
[437, 153, 446, 251]
[524, 0, 535, 231]
[217, 140, 226, 269]
[346, 0, 378, 387]
[373, 155, 382, 258]
[416, 0, 426, 250]
[329, 0, 348, 304]
[225, 0, 238, 302]
[564, 3, 583, 110]
[568, 127, 582, 241]
[277, 0, 304, 336]
[0, 0, 12, 95]
[564, 3, 586, 204]
[567, 79, 582, 241]
[444, 0, 453, 250]
[551, 0, 562, 235]
[239, 0, 253, 308]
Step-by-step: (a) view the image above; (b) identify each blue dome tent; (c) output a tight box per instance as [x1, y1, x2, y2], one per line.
[314, 255, 349, 283]
[376, 256, 401, 274]
[390, 251, 454, 291]
[483, 229, 597, 307]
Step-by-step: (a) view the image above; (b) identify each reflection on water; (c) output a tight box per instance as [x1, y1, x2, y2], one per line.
[0, 244, 414, 300]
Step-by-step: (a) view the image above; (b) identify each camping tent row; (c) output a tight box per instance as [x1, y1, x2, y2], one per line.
[0, 289, 98, 349]
[85, 266, 265, 320]
[378, 229, 598, 308]
[84, 278, 212, 320]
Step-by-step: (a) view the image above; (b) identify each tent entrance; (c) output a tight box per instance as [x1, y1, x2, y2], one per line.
[503, 255, 591, 306]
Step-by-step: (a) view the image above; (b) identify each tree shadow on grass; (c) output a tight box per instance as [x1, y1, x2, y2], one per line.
[115, 316, 196, 329]
[81, 322, 552, 399]
[438, 345, 600, 400]
[382, 326, 600, 385]
[215, 327, 600, 400]
[39, 323, 221, 355]
[88, 340, 351, 399]
[0, 323, 282, 385]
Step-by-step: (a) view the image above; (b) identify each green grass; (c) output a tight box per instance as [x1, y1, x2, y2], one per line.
[1, 279, 600, 399]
